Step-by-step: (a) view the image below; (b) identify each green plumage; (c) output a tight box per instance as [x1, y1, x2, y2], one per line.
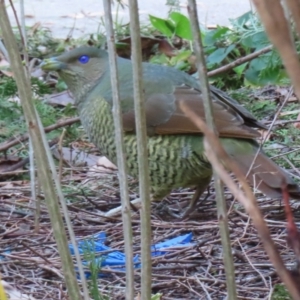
[80, 93, 211, 199]
[41, 46, 300, 216]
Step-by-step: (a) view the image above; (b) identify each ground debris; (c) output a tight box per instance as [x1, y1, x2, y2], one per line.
[0, 168, 299, 299]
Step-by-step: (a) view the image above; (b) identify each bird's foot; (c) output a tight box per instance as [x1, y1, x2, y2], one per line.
[155, 187, 211, 220]
[155, 201, 191, 220]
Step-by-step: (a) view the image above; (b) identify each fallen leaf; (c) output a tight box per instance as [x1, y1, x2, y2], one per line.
[158, 39, 176, 57]
[45, 91, 74, 106]
[116, 36, 174, 59]
[0, 156, 23, 174]
[52, 146, 100, 167]
[84, 156, 119, 181]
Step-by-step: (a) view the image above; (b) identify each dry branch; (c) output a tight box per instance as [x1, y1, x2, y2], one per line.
[0, 117, 80, 153]
[207, 45, 273, 77]
[187, 0, 237, 298]
[0, 3, 88, 299]
[128, 0, 153, 298]
[102, 1, 135, 299]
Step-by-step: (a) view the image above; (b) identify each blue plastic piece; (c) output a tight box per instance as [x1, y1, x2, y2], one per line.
[69, 231, 193, 278]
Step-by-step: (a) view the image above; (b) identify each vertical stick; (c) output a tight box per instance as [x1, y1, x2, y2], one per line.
[0, 2, 87, 300]
[128, 0, 152, 299]
[187, 1, 237, 298]
[102, 1, 135, 299]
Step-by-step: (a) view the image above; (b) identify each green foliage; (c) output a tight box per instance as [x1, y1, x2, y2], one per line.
[81, 241, 109, 300]
[151, 294, 162, 300]
[0, 76, 51, 98]
[148, 10, 291, 88]
[0, 77, 18, 96]
[149, 49, 192, 71]
[272, 284, 292, 300]
[229, 88, 300, 173]
[149, 15, 174, 37]
[206, 44, 235, 66]
[0, 76, 80, 148]
[149, 12, 192, 40]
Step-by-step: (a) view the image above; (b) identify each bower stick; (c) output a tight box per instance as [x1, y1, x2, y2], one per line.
[0, 2, 87, 299]
[102, 1, 135, 299]
[187, 1, 237, 299]
[128, 0, 152, 299]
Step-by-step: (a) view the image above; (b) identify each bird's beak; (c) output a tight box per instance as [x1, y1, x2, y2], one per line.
[40, 57, 66, 71]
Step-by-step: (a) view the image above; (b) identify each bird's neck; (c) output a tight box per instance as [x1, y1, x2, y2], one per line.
[74, 83, 95, 107]
[58, 69, 106, 108]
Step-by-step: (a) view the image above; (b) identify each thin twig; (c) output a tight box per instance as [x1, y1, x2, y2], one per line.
[102, 1, 135, 299]
[128, 0, 152, 298]
[0, 3, 88, 299]
[8, 0, 29, 73]
[207, 45, 273, 77]
[246, 87, 293, 178]
[58, 129, 66, 183]
[0, 138, 58, 175]
[187, 1, 237, 298]
[0, 117, 80, 152]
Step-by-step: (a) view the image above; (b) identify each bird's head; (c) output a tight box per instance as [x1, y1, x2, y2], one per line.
[41, 46, 109, 101]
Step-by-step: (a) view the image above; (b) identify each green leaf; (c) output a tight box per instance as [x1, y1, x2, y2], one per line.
[149, 15, 174, 37]
[245, 65, 281, 86]
[202, 30, 216, 47]
[151, 294, 162, 300]
[244, 68, 260, 85]
[202, 26, 229, 47]
[249, 56, 268, 71]
[174, 61, 189, 71]
[169, 12, 193, 40]
[149, 54, 170, 65]
[212, 26, 230, 39]
[206, 44, 235, 65]
[259, 66, 282, 84]
[233, 62, 248, 76]
[173, 50, 192, 62]
[241, 31, 269, 49]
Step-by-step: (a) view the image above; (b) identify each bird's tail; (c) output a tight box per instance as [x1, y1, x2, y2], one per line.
[221, 138, 300, 199]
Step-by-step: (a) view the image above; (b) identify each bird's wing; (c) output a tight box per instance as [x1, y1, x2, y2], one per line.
[121, 84, 261, 139]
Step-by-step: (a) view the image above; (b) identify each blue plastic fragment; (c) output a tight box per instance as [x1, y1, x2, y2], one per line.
[0, 250, 11, 260]
[151, 232, 193, 256]
[69, 231, 193, 278]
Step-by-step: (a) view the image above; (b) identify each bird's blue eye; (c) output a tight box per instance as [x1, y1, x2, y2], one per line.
[78, 55, 90, 64]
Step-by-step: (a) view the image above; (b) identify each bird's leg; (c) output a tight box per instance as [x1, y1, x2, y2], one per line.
[166, 177, 212, 219]
[178, 186, 210, 219]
